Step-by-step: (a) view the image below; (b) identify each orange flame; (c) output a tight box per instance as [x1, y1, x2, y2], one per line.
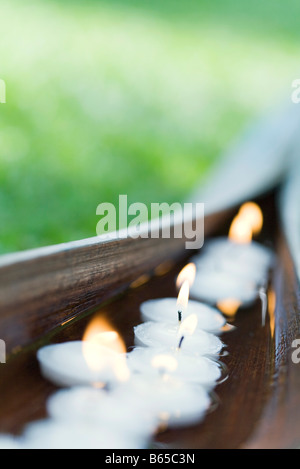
[176, 263, 196, 289]
[229, 202, 263, 244]
[82, 315, 129, 382]
[238, 202, 263, 236]
[177, 280, 190, 313]
[228, 215, 253, 244]
[83, 316, 126, 355]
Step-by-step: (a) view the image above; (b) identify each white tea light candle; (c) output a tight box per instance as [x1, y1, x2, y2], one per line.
[37, 341, 128, 388]
[122, 374, 211, 428]
[189, 202, 273, 306]
[127, 347, 226, 388]
[197, 237, 273, 274]
[47, 386, 158, 442]
[22, 419, 144, 449]
[140, 298, 226, 333]
[134, 321, 223, 356]
[189, 271, 258, 307]
[191, 254, 268, 286]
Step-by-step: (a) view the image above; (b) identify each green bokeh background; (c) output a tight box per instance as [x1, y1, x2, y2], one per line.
[0, 0, 299, 254]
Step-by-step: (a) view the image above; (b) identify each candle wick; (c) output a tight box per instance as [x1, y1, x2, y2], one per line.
[178, 310, 182, 323]
[177, 335, 184, 350]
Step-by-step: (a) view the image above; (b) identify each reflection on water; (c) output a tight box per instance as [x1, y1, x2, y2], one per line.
[268, 289, 276, 340]
[220, 323, 236, 333]
[216, 298, 241, 318]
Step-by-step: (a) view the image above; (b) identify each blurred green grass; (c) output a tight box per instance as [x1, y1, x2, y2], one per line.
[0, 0, 299, 253]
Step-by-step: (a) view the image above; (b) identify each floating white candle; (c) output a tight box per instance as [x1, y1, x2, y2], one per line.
[127, 347, 226, 388]
[191, 250, 269, 286]
[122, 374, 211, 428]
[198, 237, 273, 273]
[37, 340, 128, 388]
[22, 420, 144, 449]
[37, 317, 130, 388]
[189, 203, 273, 307]
[193, 202, 274, 288]
[0, 435, 22, 449]
[189, 271, 258, 307]
[140, 297, 226, 333]
[199, 203, 273, 274]
[133, 321, 223, 356]
[47, 386, 158, 441]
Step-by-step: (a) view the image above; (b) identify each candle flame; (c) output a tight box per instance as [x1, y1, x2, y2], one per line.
[177, 280, 190, 312]
[217, 298, 241, 317]
[229, 202, 263, 244]
[83, 316, 126, 355]
[176, 263, 196, 289]
[238, 202, 263, 235]
[178, 313, 198, 337]
[151, 354, 178, 373]
[82, 315, 129, 382]
[228, 215, 253, 244]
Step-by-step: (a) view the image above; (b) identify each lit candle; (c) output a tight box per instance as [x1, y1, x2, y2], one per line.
[22, 419, 145, 449]
[127, 347, 227, 388]
[134, 315, 224, 357]
[189, 271, 259, 307]
[141, 264, 226, 332]
[140, 297, 226, 333]
[37, 316, 129, 388]
[121, 356, 212, 428]
[46, 386, 158, 443]
[193, 238, 273, 283]
[191, 248, 271, 286]
[190, 202, 273, 307]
